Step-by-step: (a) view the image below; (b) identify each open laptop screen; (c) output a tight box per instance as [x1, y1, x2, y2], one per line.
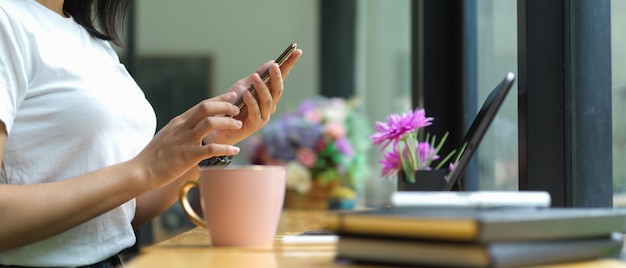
[443, 72, 516, 191]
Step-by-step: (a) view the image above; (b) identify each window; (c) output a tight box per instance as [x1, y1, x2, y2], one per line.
[611, 0, 626, 206]
[476, 0, 518, 190]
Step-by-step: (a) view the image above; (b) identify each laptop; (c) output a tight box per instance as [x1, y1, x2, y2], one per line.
[443, 72, 516, 191]
[391, 72, 552, 208]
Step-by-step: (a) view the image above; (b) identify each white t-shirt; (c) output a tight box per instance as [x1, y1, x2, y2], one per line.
[0, 0, 157, 266]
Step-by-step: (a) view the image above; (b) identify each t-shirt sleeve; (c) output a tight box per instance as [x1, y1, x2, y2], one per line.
[0, 7, 28, 134]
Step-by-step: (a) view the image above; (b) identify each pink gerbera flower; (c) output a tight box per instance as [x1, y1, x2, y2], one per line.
[380, 149, 403, 177]
[369, 108, 433, 150]
[371, 108, 463, 182]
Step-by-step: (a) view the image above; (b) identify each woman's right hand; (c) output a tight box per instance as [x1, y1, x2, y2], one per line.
[0, 93, 247, 250]
[133, 92, 244, 189]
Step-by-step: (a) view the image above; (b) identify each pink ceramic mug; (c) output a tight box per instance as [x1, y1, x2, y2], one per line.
[179, 165, 286, 247]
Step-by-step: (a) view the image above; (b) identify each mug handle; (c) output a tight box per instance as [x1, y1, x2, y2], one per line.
[178, 180, 207, 229]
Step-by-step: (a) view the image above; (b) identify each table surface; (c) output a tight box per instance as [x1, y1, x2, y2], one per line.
[126, 209, 626, 268]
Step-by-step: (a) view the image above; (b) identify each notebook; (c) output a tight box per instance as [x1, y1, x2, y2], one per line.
[324, 206, 626, 242]
[336, 232, 624, 268]
[325, 203, 626, 266]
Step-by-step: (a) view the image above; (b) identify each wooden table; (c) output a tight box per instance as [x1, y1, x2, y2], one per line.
[126, 209, 626, 268]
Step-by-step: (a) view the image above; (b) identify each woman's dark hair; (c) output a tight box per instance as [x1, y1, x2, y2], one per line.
[63, 0, 130, 46]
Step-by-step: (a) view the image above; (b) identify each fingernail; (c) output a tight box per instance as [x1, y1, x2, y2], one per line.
[233, 146, 240, 153]
[226, 92, 237, 100]
[236, 120, 242, 127]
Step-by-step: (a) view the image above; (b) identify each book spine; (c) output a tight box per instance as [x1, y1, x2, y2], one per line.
[324, 213, 478, 241]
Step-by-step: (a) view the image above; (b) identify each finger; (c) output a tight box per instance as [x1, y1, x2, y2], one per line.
[181, 100, 240, 130]
[250, 72, 272, 119]
[278, 49, 303, 79]
[175, 93, 238, 122]
[207, 91, 238, 103]
[255, 60, 275, 76]
[255, 49, 302, 79]
[191, 116, 243, 142]
[267, 63, 284, 109]
[200, 143, 241, 159]
[242, 89, 262, 121]
[249, 48, 301, 89]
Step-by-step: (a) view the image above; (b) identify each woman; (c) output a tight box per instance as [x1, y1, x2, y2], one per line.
[0, 0, 303, 267]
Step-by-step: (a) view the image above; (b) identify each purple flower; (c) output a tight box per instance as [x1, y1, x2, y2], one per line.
[259, 117, 323, 161]
[443, 163, 458, 182]
[370, 108, 463, 179]
[369, 108, 433, 150]
[246, 96, 372, 187]
[297, 99, 318, 115]
[334, 137, 354, 157]
[380, 149, 402, 177]
[417, 141, 439, 168]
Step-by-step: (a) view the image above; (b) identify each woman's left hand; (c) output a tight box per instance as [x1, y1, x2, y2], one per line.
[203, 48, 302, 146]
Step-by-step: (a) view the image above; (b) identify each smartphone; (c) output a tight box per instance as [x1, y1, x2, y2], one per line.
[232, 42, 298, 110]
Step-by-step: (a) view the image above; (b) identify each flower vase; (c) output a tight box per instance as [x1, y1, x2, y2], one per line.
[327, 185, 357, 210]
[397, 169, 447, 191]
[328, 198, 356, 210]
[284, 180, 339, 210]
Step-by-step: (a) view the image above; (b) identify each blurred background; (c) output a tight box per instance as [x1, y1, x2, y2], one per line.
[115, 0, 626, 248]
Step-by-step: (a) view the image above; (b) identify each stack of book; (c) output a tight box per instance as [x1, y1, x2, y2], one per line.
[323, 206, 626, 267]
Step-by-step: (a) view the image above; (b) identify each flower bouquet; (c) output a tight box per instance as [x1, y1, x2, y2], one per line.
[369, 108, 464, 190]
[246, 96, 370, 209]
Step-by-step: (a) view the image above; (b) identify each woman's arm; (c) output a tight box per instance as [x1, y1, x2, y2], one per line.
[132, 166, 199, 229]
[0, 120, 150, 250]
[0, 95, 243, 251]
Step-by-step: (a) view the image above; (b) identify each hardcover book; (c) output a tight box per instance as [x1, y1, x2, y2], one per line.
[324, 207, 626, 242]
[336, 233, 624, 268]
